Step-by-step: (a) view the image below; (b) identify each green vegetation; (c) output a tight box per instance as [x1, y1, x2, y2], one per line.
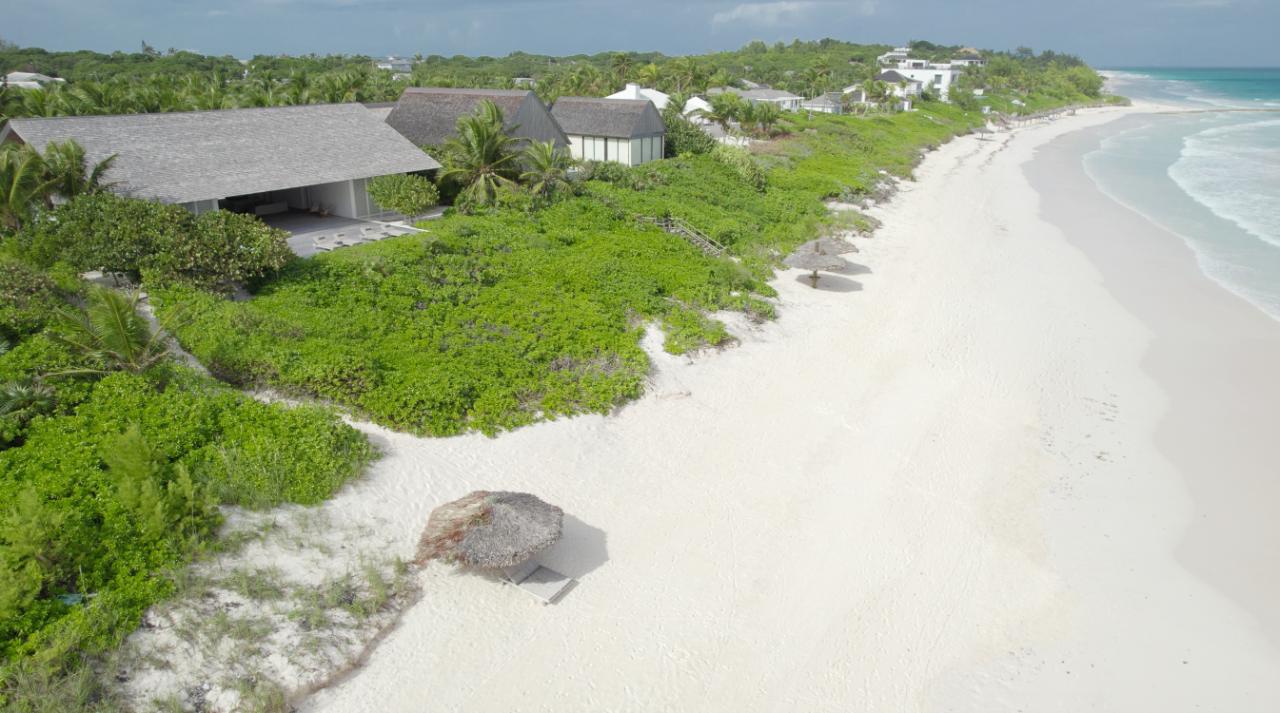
[150, 103, 981, 438]
[366, 173, 440, 217]
[3, 38, 1108, 123]
[12, 192, 293, 292]
[0, 260, 371, 708]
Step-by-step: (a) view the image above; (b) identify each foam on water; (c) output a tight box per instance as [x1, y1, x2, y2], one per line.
[1170, 119, 1280, 249]
[1084, 69, 1280, 321]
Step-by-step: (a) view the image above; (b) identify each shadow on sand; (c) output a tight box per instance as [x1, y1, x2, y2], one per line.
[795, 274, 864, 293]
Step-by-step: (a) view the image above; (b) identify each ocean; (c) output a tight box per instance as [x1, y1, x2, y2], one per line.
[1085, 68, 1280, 319]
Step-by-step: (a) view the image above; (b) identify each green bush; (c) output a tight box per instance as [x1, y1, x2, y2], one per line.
[711, 145, 768, 192]
[663, 115, 717, 157]
[14, 194, 292, 292]
[0, 258, 64, 341]
[146, 210, 293, 292]
[367, 173, 441, 217]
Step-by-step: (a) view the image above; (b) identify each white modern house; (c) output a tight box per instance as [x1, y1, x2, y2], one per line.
[0, 104, 441, 220]
[550, 97, 666, 166]
[951, 48, 988, 68]
[607, 83, 670, 111]
[3, 71, 66, 90]
[892, 63, 962, 101]
[876, 47, 912, 67]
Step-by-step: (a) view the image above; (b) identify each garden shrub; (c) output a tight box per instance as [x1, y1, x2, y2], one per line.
[0, 258, 63, 341]
[663, 114, 716, 157]
[146, 209, 293, 292]
[367, 173, 441, 217]
[14, 194, 292, 292]
[711, 144, 768, 192]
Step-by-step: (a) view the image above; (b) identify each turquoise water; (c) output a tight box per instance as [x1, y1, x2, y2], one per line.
[1084, 69, 1280, 319]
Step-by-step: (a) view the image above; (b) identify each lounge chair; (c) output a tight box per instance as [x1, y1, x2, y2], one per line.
[502, 560, 575, 604]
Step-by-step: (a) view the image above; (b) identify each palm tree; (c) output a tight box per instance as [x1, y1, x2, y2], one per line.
[439, 100, 520, 210]
[520, 141, 573, 199]
[49, 287, 175, 376]
[0, 377, 57, 424]
[0, 144, 49, 232]
[38, 139, 116, 204]
[698, 93, 744, 133]
[609, 53, 634, 85]
[636, 63, 661, 89]
[752, 101, 781, 136]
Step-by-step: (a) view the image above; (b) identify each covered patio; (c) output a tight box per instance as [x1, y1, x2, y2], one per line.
[263, 212, 429, 258]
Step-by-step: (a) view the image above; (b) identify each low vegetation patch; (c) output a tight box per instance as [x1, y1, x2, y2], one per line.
[0, 275, 372, 711]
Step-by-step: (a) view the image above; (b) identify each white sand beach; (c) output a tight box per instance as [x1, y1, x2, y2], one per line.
[227, 105, 1280, 711]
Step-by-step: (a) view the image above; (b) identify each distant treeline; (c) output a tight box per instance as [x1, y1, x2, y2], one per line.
[1, 37, 1106, 120]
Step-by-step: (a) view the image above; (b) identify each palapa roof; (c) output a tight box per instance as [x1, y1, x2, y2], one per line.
[0, 103, 440, 205]
[550, 97, 665, 139]
[385, 87, 569, 148]
[784, 249, 850, 272]
[797, 236, 859, 255]
[417, 491, 564, 569]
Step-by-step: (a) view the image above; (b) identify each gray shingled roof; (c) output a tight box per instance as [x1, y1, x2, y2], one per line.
[385, 87, 568, 148]
[801, 94, 842, 108]
[1, 104, 440, 205]
[549, 97, 665, 139]
[876, 70, 919, 84]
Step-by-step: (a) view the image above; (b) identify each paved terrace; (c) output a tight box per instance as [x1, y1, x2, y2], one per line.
[264, 210, 441, 258]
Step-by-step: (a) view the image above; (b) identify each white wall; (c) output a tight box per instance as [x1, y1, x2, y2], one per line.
[182, 199, 219, 215]
[569, 134, 662, 166]
[308, 179, 357, 218]
[896, 66, 959, 100]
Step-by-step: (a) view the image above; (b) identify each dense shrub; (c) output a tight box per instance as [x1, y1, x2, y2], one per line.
[14, 194, 291, 292]
[0, 258, 63, 341]
[663, 115, 717, 157]
[711, 145, 768, 192]
[146, 210, 293, 291]
[367, 173, 441, 217]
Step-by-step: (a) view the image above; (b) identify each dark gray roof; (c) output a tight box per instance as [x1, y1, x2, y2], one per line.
[876, 70, 919, 84]
[549, 97, 665, 139]
[385, 87, 568, 148]
[1, 104, 440, 205]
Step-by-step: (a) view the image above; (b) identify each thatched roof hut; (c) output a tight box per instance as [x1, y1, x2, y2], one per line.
[797, 236, 859, 255]
[785, 248, 850, 287]
[417, 491, 564, 569]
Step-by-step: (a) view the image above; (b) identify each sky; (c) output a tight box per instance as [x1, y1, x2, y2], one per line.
[4, 0, 1278, 67]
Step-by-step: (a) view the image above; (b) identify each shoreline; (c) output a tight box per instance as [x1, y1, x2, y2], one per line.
[115, 103, 1280, 711]
[305, 104, 1280, 711]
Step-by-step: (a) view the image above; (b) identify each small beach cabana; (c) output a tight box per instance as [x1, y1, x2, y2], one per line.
[550, 96, 666, 166]
[785, 246, 851, 287]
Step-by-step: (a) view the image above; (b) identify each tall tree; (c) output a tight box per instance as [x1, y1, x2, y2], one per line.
[439, 100, 520, 211]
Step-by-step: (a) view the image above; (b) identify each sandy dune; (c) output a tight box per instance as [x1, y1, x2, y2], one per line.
[286, 107, 1280, 712]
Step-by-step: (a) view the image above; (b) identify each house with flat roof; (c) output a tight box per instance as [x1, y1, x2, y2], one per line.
[384, 87, 568, 149]
[0, 103, 441, 219]
[550, 97, 665, 166]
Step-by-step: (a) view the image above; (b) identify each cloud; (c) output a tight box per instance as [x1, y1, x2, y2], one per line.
[710, 0, 875, 28]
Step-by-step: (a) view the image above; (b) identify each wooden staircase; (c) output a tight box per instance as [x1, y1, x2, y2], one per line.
[640, 216, 727, 257]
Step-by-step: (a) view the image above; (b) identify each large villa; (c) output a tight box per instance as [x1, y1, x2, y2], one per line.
[0, 103, 440, 220]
